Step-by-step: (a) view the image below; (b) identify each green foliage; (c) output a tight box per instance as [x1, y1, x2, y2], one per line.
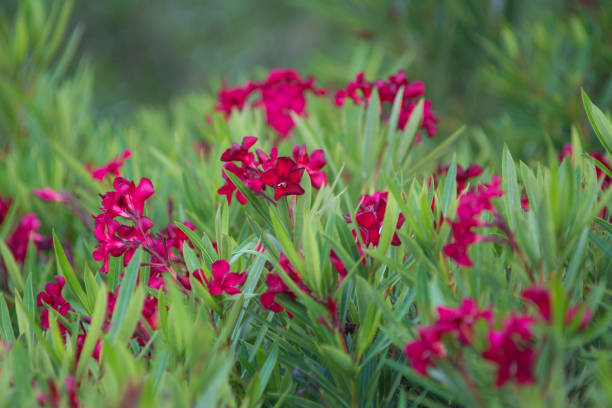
[0, 1, 611, 407]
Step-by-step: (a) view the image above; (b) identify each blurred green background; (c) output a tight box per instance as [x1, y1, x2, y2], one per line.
[1, 0, 611, 157]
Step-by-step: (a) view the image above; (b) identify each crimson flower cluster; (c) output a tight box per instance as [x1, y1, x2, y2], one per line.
[405, 289, 592, 388]
[216, 69, 326, 138]
[217, 136, 327, 204]
[92, 177, 155, 274]
[443, 176, 504, 267]
[335, 70, 438, 142]
[345, 191, 405, 258]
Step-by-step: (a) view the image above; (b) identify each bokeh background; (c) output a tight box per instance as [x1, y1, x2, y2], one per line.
[1, 0, 611, 157]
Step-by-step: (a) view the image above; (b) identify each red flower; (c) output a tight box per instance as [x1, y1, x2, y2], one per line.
[215, 81, 257, 118]
[37, 275, 71, 335]
[482, 315, 536, 387]
[335, 70, 438, 140]
[260, 274, 293, 313]
[75, 333, 101, 363]
[91, 150, 131, 181]
[329, 249, 347, 283]
[33, 188, 65, 203]
[8, 214, 50, 262]
[292, 144, 327, 188]
[404, 325, 446, 375]
[220, 136, 258, 163]
[65, 376, 80, 408]
[521, 287, 552, 322]
[443, 176, 504, 267]
[435, 298, 492, 345]
[345, 191, 404, 248]
[522, 286, 592, 329]
[260, 157, 305, 200]
[100, 177, 154, 218]
[202, 259, 246, 295]
[260, 254, 308, 314]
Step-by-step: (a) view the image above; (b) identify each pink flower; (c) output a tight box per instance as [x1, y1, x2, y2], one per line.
[215, 81, 257, 118]
[37, 275, 71, 335]
[33, 188, 65, 203]
[202, 260, 246, 295]
[435, 298, 492, 345]
[260, 274, 293, 313]
[220, 136, 258, 163]
[482, 315, 536, 387]
[522, 286, 592, 329]
[292, 144, 327, 188]
[345, 191, 404, 248]
[443, 176, 504, 267]
[100, 177, 154, 218]
[260, 254, 309, 314]
[329, 249, 347, 283]
[8, 214, 50, 262]
[335, 70, 438, 140]
[521, 287, 552, 322]
[404, 326, 446, 375]
[91, 150, 131, 181]
[260, 157, 305, 200]
[75, 333, 101, 363]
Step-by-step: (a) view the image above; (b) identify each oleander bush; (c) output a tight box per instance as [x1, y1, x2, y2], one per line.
[1, 1, 612, 407]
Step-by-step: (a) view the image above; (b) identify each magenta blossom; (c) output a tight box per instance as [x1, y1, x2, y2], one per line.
[260, 157, 305, 200]
[91, 150, 132, 181]
[483, 315, 536, 387]
[443, 176, 504, 267]
[292, 144, 327, 188]
[202, 260, 246, 295]
[33, 188, 65, 203]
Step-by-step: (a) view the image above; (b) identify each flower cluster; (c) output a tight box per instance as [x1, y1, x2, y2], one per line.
[91, 176, 246, 347]
[216, 69, 326, 138]
[335, 70, 438, 141]
[345, 191, 405, 257]
[90, 150, 132, 181]
[405, 289, 592, 388]
[443, 176, 504, 267]
[92, 177, 155, 274]
[217, 136, 327, 205]
[405, 299, 492, 374]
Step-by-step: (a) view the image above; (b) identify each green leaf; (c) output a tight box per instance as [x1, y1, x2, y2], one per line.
[502, 145, 520, 230]
[107, 248, 142, 341]
[76, 284, 108, 379]
[0, 239, 23, 292]
[582, 89, 612, 156]
[0, 294, 15, 343]
[53, 231, 90, 313]
[396, 99, 424, 167]
[362, 88, 381, 182]
[440, 154, 457, 215]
